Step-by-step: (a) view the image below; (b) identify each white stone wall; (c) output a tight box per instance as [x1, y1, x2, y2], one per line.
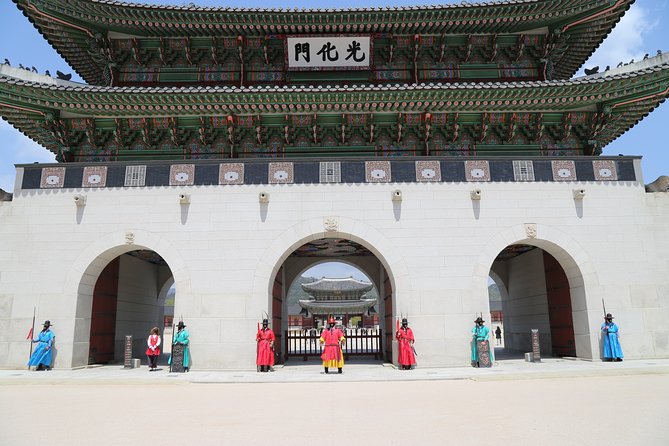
[1, 163, 668, 369]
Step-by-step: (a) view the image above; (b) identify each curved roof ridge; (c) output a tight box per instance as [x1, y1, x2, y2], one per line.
[86, 0, 537, 13]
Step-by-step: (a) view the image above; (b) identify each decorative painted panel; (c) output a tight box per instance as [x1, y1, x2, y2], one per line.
[465, 160, 490, 182]
[365, 161, 391, 182]
[551, 160, 577, 181]
[219, 163, 244, 185]
[40, 167, 65, 188]
[593, 160, 618, 181]
[269, 162, 294, 184]
[82, 166, 108, 188]
[415, 161, 441, 182]
[169, 164, 195, 186]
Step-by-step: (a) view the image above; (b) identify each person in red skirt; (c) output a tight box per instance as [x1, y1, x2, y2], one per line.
[319, 316, 345, 374]
[256, 318, 275, 372]
[146, 327, 161, 371]
[396, 318, 416, 370]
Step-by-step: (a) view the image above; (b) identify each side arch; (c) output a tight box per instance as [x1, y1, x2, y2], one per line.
[471, 224, 601, 359]
[62, 230, 190, 368]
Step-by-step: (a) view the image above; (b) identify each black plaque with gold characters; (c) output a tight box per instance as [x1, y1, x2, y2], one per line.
[477, 340, 492, 368]
[171, 343, 186, 373]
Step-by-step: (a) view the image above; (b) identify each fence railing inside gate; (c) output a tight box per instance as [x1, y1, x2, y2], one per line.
[285, 328, 382, 360]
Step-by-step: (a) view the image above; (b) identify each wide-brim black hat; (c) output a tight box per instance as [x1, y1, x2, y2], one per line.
[475, 317, 485, 323]
[177, 321, 186, 328]
[42, 320, 52, 327]
[605, 313, 614, 319]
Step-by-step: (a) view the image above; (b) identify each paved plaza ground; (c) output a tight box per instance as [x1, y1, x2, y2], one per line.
[1, 358, 668, 446]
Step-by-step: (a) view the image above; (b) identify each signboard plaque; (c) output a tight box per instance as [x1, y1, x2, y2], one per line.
[286, 35, 371, 70]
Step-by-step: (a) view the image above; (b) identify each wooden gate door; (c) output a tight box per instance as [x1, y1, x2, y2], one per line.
[89, 258, 119, 364]
[544, 252, 576, 357]
[383, 269, 393, 362]
[272, 266, 283, 363]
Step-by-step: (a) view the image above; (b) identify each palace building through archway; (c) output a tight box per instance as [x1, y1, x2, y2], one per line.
[269, 238, 394, 364]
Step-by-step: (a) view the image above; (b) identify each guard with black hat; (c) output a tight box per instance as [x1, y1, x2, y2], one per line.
[601, 313, 623, 361]
[28, 320, 55, 371]
[396, 317, 416, 370]
[256, 318, 275, 372]
[169, 320, 190, 372]
[471, 316, 492, 368]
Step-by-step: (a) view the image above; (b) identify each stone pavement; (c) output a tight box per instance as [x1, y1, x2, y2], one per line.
[1, 358, 668, 446]
[1, 356, 668, 384]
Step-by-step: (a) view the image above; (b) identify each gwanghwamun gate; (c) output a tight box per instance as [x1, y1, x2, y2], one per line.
[0, 0, 668, 369]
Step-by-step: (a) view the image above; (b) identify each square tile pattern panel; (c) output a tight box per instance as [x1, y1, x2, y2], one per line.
[320, 161, 341, 183]
[219, 163, 244, 185]
[551, 160, 577, 181]
[465, 160, 491, 182]
[366, 161, 391, 183]
[82, 166, 108, 188]
[513, 160, 535, 182]
[40, 167, 66, 188]
[169, 164, 195, 186]
[415, 161, 441, 182]
[269, 162, 294, 184]
[124, 165, 147, 187]
[592, 160, 618, 181]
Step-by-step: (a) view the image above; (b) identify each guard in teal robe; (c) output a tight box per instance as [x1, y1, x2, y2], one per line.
[601, 313, 623, 361]
[471, 317, 492, 367]
[169, 321, 190, 371]
[28, 320, 55, 370]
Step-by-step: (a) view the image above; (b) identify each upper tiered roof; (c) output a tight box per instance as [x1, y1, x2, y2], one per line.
[14, 0, 634, 85]
[1, 54, 667, 160]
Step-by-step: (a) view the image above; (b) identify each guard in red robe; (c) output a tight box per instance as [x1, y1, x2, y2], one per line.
[256, 319, 275, 372]
[319, 316, 345, 374]
[396, 318, 416, 370]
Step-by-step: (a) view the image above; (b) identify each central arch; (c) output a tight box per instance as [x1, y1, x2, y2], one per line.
[251, 217, 411, 365]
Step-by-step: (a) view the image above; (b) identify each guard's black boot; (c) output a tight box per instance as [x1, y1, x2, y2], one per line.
[338, 368, 342, 374]
[324, 367, 328, 374]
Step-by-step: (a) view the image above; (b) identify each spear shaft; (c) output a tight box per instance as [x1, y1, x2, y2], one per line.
[27, 307, 35, 370]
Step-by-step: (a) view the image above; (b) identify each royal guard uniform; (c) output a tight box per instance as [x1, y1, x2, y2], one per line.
[319, 316, 345, 374]
[601, 313, 624, 361]
[256, 318, 275, 372]
[471, 316, 492, 368]
[396, 318, 416, 370]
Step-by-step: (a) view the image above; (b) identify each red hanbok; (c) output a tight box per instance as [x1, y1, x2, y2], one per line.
[256, 328, 275, 366]
[320, 327, 345, 368]
[396, 327, 416, 366]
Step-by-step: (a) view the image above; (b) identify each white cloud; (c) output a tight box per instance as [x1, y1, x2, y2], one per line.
[0, 120, 55, 192]
[580, 5, 658, 74]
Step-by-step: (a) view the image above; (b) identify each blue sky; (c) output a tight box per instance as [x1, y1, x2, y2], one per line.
[0, 0, 667, 192]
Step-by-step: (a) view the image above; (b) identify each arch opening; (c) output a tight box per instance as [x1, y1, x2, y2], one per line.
[269, 238, 395, 365]
[489, 243, 583, 360]
[85, 249, 175, 366]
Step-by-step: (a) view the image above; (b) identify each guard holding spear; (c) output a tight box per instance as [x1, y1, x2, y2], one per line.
[28, 319, 55, 371]
[601, 300, 623, 361]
